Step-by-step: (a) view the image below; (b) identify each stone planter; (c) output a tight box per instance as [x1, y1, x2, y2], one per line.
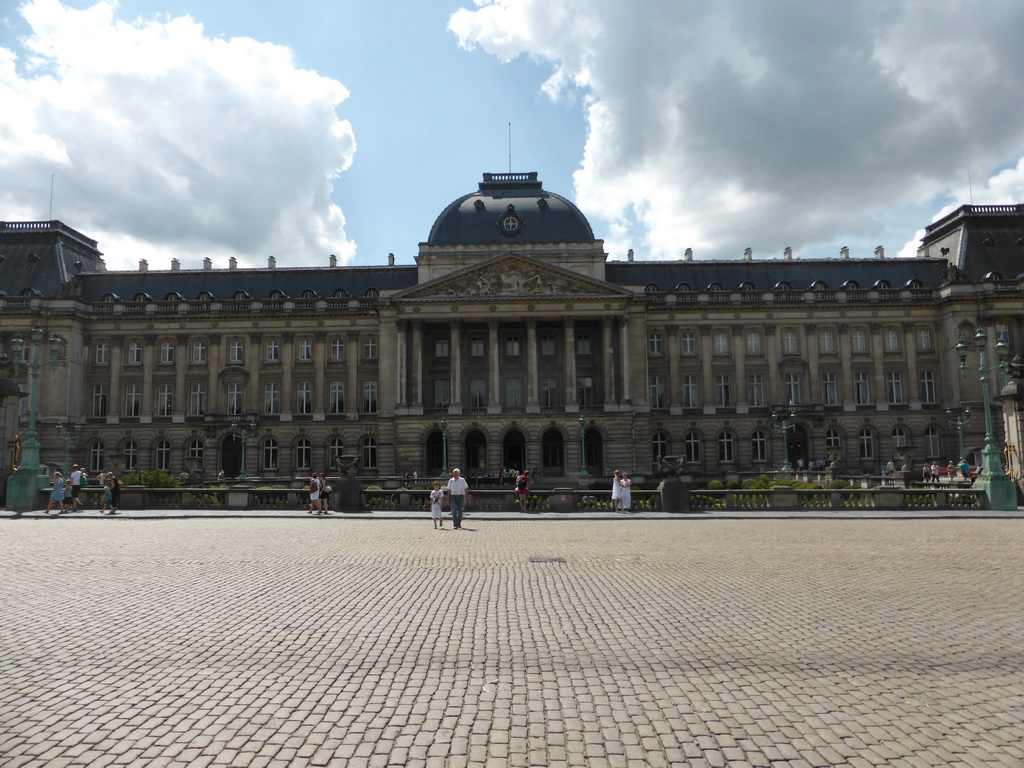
[550, 488, 576, 513]
[769, 486, 797, 509]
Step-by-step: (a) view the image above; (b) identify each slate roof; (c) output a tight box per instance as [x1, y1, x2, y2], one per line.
[0, 221, 104, 297]
[926, 205, 1024, 281]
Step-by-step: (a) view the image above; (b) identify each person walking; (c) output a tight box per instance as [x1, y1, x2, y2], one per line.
[69, 464, 84, 511]
[611, 469, 623, 513]
[429, 481, 445, 529]
[447, 468, 469, 530]
[46, 471, 67, 515]
[515, 470, 531, 512]
[100, 473, 116, 515]
[109, 472, 121, 513]
[619, 472, 633, 513]
[318, 473, 331, 513]
[308, 471, 322, 514]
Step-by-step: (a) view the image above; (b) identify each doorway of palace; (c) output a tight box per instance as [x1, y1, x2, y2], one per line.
[502, 430, 527, 473]
[221, 435, 243, 478]
[541, 429, 565, 477]
[425, 431, 444, 475]
[463, 430, 487, 473]
[788, 425, 810, 470]
[583, 428, 603, 476]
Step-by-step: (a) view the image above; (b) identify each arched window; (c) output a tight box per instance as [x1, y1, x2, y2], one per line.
[858, 429, 874, 460]
[842, 280, 860, 290]
[873, 280, 890, 290]
[652, 432, 670, 461]
[674, 282, 692, 292]
[739, 281, 757, 292]
[644, 283, 660, 294]
[751, 430, 768, 462]
[361, 437, 377, 469]
[718, 432, 735, 462]
[232, 290, 251, 300]
[774, 281, 792, 291]
[706, 282, 725, 292]
[981, 271, 1003, 282]
[295, 438, 311, 471]
[101, 293, 119, 303]
[133, 293, 152, 302]
[268, 289, 286, 299]
[164, 292, 184, 301]
[364, 288, 379, 298]
[262, 439, 279, 471]
[825, 428, 842, 450]
[89, 441, 104, 473]
[904, 279, 923, 289]
[925, 426, 940, 458]
[122, 440, 138, 472]
[332, 288, 350, 298]
[684, 431, 702, 463]
[810, 280, 828, 290]
[327, 437, 345, 469]
[196, 291, 214, 301]
[186, 439, 204, 469]
[154, 440, 171, 471]
[300, 289, 318, 299]
[892, 427, 908, 448]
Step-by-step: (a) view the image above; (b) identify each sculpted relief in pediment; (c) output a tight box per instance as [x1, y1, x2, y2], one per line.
[400, 258, 625, 300]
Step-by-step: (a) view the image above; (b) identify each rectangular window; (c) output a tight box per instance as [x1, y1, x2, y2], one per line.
[470, 335, 486, 357]
[329, 381, 345, 414]
[126, 342, 142, 364]
[819, 330, 835, 354]
[157, 383, 173, 416]
[859, 431, 874, 460]
[434, 336, 450, 359]
[751, 431, 768, 462]
[296, 381, 312, 414]
[226, 383, 241, 416]
[714, 374, 731, 408]
[229, 340, 244, 363]
[782, 329, 799, 354]
[540, 377, 558, 407]
[886, 371, 904, 404]
[92, 384, 108, 418]
[124, 384, 141, 417]
[434, 378, 451, 407]
[784, 373, 801, 406]
[747, 373, 764, 407]
[821, 372, 838, 406]
[363, 336, 378, 360]
[916, 328, 933, 352]
[266, 339, 280, 362]
[297, 338, 313, 361]
[506, 377, 523, 407]
[680, 331, 696, 355]
[191, 383, 207, 416]
[575, 333, 591, 356]
[884, 327, 901, 353]
[362, 380, 378, 413]
[264, 381, 280, 414]
[95, 342, 109, 365]
[649, 375, 666, 408]
[746, 331, 762, 355]
[469, 378, 487, 408]
[330, 338, 345, 361]
[919, 371, 936, 404]
[191, 339, 207, 364]
[160, 341, 175, 364]
[996, 323, 1010, 345]
[540, 334, 556, 356]
[576, 376, 593, 407]
[506, 334, 521, 357]
[854, 372, 871, 405]
[851, 329, 868, 353]
[648, 332, 663, 355]
[682, 375, 699, 408]
[713, 331, 729, 355]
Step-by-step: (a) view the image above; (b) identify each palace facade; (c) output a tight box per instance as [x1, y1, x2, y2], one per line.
[2, 172, 1023, 489]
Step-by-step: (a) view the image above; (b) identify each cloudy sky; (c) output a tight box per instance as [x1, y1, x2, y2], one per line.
[3, 0, 1024, 271]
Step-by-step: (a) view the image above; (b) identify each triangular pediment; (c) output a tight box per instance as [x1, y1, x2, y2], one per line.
[393, 253, 631, 301]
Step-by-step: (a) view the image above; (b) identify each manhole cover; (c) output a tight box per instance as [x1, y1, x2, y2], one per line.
[528, 557, 566, 564]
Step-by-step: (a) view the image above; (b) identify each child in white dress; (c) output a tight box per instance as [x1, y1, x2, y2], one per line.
[429, 481, 445, 529]
[619, 473, 633, 513]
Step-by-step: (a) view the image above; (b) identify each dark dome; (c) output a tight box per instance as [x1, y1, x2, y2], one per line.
[427, 172, 595, 246]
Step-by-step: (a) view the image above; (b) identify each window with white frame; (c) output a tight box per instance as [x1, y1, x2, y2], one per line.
[296, 381, 313, 414]
[851, 328, 868, 353]
[89, 441, 104, 473]
[892, 427, 908, 448]
[434, 336, 450, 359]
[361, 436, 377, 469]
[188, 382, 206, 416]
[124, 384, 141, 417]
[819, 329, 835, 353]
[746, 331, 762, 355]
[330, 338, 345, 361]
[123, 440, 138, 471]
[652, 432, 670, 460]
[784, 373, 801, 406]
[154, 440, 171, 471]
[261, 439, 278, 471]
[327, 437, 344, 466]
[682, 375, 699, 408]
[297, 338, 313, 361]
[539, 334, 555, 356]
[186, 438, 204, 467]
[782, 329, 800, 354]
[92, 385, 108, 418]
[505, 334, 521, 357]
[858, 429, 874, 460]
[916, 328, 933, 352]
[821, 372, 838, 406]
[265, 339, 280, 362]
[577, 376, 593, 407]
[649, 376, 666, 408]
[747, 373, 765, 407]
[714, 374, 731, 407]
[329, 382, 345, 414]
[160, 341, 175, 364]
[718, 432, 735, 462]
[751, 430, 768, 462]
[886, 371, 904, 404]
[680, 331, 697, 355]
[919, 370, 936, 404]
[157, 383, 173, 416]
[434, 378, 451, 408]
[883, 327, 901, 353]
[470, 378, 487, 408]
[713, 331, 729, 355]
[854, 372, 871, 405]
[229, 339, 244, 363]
[471, 335, 487, 357]
[684, 431, 701, 463]
[95, 341, 109, 365]
[648, 331, 663, 355]
[825, 428, 842, 451]
[363, 336, 378, 360]
[192, 339, 207, 364]
[575, 332, 591, 356]
[264, 381, 280, 414]
[126, 342, 142, 364]
[225, 383, 241, 416]
[925, 426, 940, 458]
[295, 438, 312, 471]
[539, 378, 557, 408]
[362, 380, 378, 413]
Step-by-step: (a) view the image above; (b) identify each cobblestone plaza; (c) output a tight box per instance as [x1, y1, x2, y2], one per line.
[1, 519, 1022, 767]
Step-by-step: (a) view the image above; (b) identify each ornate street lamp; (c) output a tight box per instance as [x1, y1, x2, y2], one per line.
[229, 420, 258, 482]
[946, 407, 972, 467]
[957, 328, 1016, 509]
[54, 423, 81, 475]
[771, 410, 797, 473]
[578, 414, 590, 479]
[6, 322, 64, 510]
[440, 416, 449, 477]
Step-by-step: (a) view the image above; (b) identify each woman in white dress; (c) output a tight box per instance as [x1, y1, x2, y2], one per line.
[611, 469, 622, 512]
[619, 473, 633, 513]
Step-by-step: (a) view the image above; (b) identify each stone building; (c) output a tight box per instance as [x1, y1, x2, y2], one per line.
[1, 173, 1023, 489]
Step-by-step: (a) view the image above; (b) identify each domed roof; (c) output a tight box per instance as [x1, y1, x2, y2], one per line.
[427, 172, 595, 246]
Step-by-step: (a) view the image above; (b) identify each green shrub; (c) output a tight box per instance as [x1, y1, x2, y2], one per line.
[365, 485, 383, 491]
[825, 479, 846, 490]
[707, 480, 725, 490]
[726, 480, 741, 490]
[119, 469, 182, 488]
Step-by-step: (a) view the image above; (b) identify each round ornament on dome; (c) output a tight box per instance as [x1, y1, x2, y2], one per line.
[498, 205, 523, 237]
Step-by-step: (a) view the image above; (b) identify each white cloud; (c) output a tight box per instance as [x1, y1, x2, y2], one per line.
[0, 0, 356, 269]
[451, 0, 1024, 260]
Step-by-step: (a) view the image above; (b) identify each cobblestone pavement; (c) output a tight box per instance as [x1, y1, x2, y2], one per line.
[1, 520, 1022, 768]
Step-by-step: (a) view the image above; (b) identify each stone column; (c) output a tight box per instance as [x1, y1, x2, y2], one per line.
[247, 333, 262, 416]
[395, 321, 407, 409]
[280, 332, 294, 419]
[526, 318, 539, 412]
[763, 325, 779, 405]
[837, 324, 853, 412]
[603, 316, 617, 408]
[449, 319, 462, 414]
[488, 319, 501, 414]
[620, 316, 634, 404]
[107, 338, 122, 423]
[870, 323, 887, 410]
[733, 326, 746, 412]
[313, 331, 327, 420]
[174, 334, 188, 419]
[803, 324, 818, 407]
[207, 333, 221, 418]
[141, 334, 156, 421]
[411, 320, 424, 411]
[346, 331, 359, 419]
[699, 327, 713, 412]
[564, 319, 577, 411]
[903, 322, 919, 408]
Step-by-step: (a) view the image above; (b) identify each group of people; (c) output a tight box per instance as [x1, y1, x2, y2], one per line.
[46, 464, 121, 515]
[427, 468, 471, 529]
[611, 470, 633, 513]
[307, 472, 332, 514]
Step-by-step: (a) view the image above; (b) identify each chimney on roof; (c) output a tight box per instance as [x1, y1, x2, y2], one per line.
[329, 254, 337, 268]
[268, 256, 276, 269]
[874, 245, 885, 259]
[203, 257, 212, 271]
[744, 247, 753, 261]
[684, 248, 693, 261]
[171, 258, 180, 271]
[388, 253, 395, 267]
[783, 247, 792, 260]
[139, 259, 148, 272]
[840, 246, 849, 260]
[628, 248, 634, 262]
[229, 257, 237, 270]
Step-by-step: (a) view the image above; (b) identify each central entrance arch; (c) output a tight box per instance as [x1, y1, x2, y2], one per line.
[788, 425, 810, 469]
[502, 430, 526, 472]
[221, 435, 243, 478]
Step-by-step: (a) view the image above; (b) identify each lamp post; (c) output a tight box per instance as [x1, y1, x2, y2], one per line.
[578, 414, 590, 479]
[54, 423, 81, 475]
[957, 327, 1016, 510]
[771, 410, 797, 473]
[229, 420, 258, 482]
[440, 417, 449, 477]
[946, 407, 972, 466]
[6, 322, 64, 510]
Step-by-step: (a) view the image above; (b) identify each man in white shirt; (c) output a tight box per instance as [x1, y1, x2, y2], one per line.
[446, 468, 470, 530]
[69, 464, 84, 511]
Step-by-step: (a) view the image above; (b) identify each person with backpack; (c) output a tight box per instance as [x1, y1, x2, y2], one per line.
[308, 471, 322, 514]
[515, 470, 531, 512]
